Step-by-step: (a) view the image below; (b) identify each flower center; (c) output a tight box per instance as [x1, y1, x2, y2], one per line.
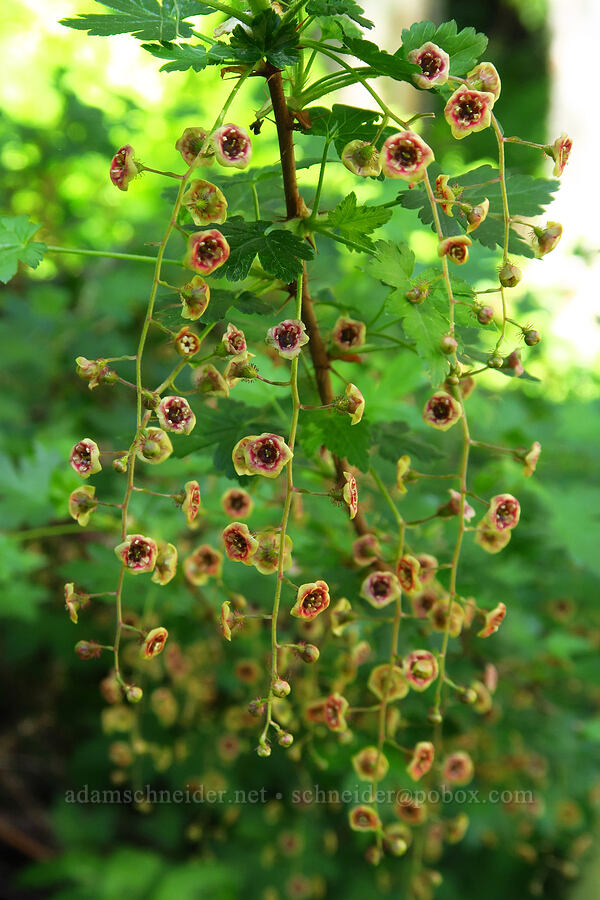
[196, 237, 221, 262]
[432, 398, 450, 420]
[221, 130, 246, 159]
[167, 400, 186, 424]
[456, 94, 484, 125]
[419, 50, 443, 78]
[340, 326, 358, 345]
[129, 539, 150, 565]
[303, 590, 324, 612]
[278, 324, 298, 349]
[257, 440, 278, 465]
[449, 243, 467, 262]
[372, 577, 390, 597]
[496, 501, 514, 524]
[228, 531, 249, 556]
[391, 140, 421, 168]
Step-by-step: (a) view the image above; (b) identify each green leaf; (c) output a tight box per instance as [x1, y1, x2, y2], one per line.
[229, 10, 299, 68]
[141, 41, 212, 72]
[60, 0, 206, 41]
[0, 215, 47, 284]
[400, 19, 488, 76]
[327, 192, 392, 238]
[401, 301, 449, 387]
[343, 38, 418, 83]
[216, 218, 314, 282]
[366, 239, 415, 288]
[306, 103, 398, 159]
[372, 421, 445, 463]
[301, 413, 371, 471]
[305, 0, 373, 29]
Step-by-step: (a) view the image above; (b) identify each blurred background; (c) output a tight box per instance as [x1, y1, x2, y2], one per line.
[1, 1, 599, 898]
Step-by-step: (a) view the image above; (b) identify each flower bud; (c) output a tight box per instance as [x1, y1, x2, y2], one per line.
[141, 389, 160, 410]
[524, 329, 541, 346]
[341, 140, 382, 177]
[466, 197, 489, 232]
[75, 356, 114, 390]
[499, 261, 522, 288]
[300, 643, 320, 663]
[545, 132, 572, 177]
[502, 350, 524, 377]
[365, 845, 383, 866]
[75, 640, 102, 660]
[256, 742, 271, 758]
[220, 323, 247, 356]
[248, 698, 266, 717]
[278, 731, 294, 748]
[531, 221, 562, 258]
[272, 678, 291, 699]
[406, 284, 428, 304]
[440, 334, 458, 354]
[113, 455, 128, 473]
[487, 354, 503, 369]
[477, 305, 494, 324]
[125, 684, 143, 703]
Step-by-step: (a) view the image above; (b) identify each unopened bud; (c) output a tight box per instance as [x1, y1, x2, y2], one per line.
[406, 285, 428, 304]
[440, 334, 458, 355]
[499, 262, 522, 288]
[477, 306, 494, 324]
[248, 698, 266, 717]
[487, 354, 503, 369]
[113, 455, 128, 473]
[272, 678, 291, 698]
[125, 684, 143, 703]
[428, 710, 443, 725]
[524, 329, 541, 346]
[142, 390, 160, 410]
[300, 643, 320, 663]
[278, 731, 294, 748]
[256, 742, 271, 758]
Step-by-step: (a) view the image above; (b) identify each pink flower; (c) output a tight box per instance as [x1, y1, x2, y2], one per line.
[184, 544, 223, 586]
[360, 571, 401, 609]
[395, 797, 427, 825]
[184, 230, 230, 275]
[191, 364, 229, 397]
[114, 534, 158, 575]
[352, 534, 381, 567]
[396, 554, 421, 593]
[403, 649, 439, 691]
[430, 598, 465, 638]
[349, 806, 381, 832]
[407, 741, 435, 781]
[175, 126, 214, 167]
[444, 86, 496, 140]
[342, 471, 358, 520]
[109, 145, 139, 191]
[435, 174, 456, 216]
[222, 522, 259, 565]
[181, 480, 201, 526]
[221, 487, 253, 518]
[151, 542, 178, 586]
[423, 391, 462, 431]
[380, 131, 434, 181]
[232, 433, 293, 478]
[142, 627, 168, 659]
[211, 123, 252, 169]
[478, 601, 507, 637]
[442, 751, 474, 786]
[488, 493, 520, 531]
[69, 439, 102, 478]
[221, 323, 247, 356]
[291, 580, 330, 621]
[352, 746, 389, 781]
[546, 133, 572, 177]
[341, 140, 382, 177]
[179, 276, 211, 320]
[499, 261, 522, 288]
[324, 693, 349, 732]
[368, 664, 409, 701]
[182, 178, 227, 226]
[331, 316, 366, 351]
[266, 319, 309, 359]
[157, 396, 196, 435]
[438, 235, 472, 265]
[68, 485, 98, 526]
[466, 62, 501, 100]
[136, 427, 173, 465]
[522, 441, 541, 478]
[474, 521, 512, 554]
[341, 383, 365, 425]
[408, 41, 450, 89]
[253, 529, 293, 575]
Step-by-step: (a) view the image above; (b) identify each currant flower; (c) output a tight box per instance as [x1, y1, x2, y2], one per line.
[331, 316, 366, 351]
[360, 571, 401, 609]
[471, 680, 493, 714]
[324, 693, 349, 732]
[211, 123, 252, 168]
[430, 598, 465, 638]
[396, 454, 411, 494]
[68, 485, 98, 527]
[114, 534, 158, 574]
[109, 145, 139, 191]
[75, 357, 114, 390]
[522, 441, 541, 478]
[407, 742, 435, 782]
[184, 230, 230, 275]
[179, 276, 211, 320]
[478, 601, 507, 637]
[222, 522, 259, 565]
[498, 261, 522, 288]
[466, 197, 490, 232]
[368, 664, 409, 701]
[396, 554, 421, 593]
[352, 746, 389, 782]
[69, 439, 102, 478]
[444, 86, 496, 139]
[75, 640, 103, 660]
[291, 580, 331, 621]
[349, 806, 381, 832]
[221, 601, 235, 641]
[253, 530, 293, 575]
[180, 480, 201, 526]
[221, 487, 253, 519]
[545, 132, 572, 176]
[395, 796, 428, 825]
[232, 433, 293, 478]
[156, 396, 196, 435]
[531, 221, 563, 258]
[142, 627, 168, 659]
[380, 131, 434, 181]
[502, 350, 524, 377]
[423, 391, 462, 431]
[221, 323, 247, 356]
[438, 234, 472, 265]
[136, 427, 173, 465]
[340, 382, 365, 425]
[474, 521, 512, 554]
[174, 327, 201, 358]
[183, 544, 223, 586]
[437, 489, 475, 521]
[411, 586, 438, 619]
[64, 583, 89, 624]
[416, 553, 438, 586]
[181, 179, 227, 226]
[466, 62, 501, 100]
[352, 534, 381, 567]
[330, 597, 354, 636]
[342, 471, 358, 520]
[435, 174, 455, 216]
[341, 140, 382, 177]
[403, 649, 439, 691]
[488, 493, 521, 531]
[266, 319, 309, 359]
[191, 364, 229, 397]
[175, 126, 214, 167]
[442, 751, 474, 786]
[408, 41, 450, 89]
[151, 542, 178, 586]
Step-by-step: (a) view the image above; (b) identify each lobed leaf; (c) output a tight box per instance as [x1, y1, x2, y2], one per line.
[60, 0, 207, 41]
[0, 215, 47, 284]
[301, 413, 372, 471]
[216, 218, 314, 282]
[400, 19, 488, 76]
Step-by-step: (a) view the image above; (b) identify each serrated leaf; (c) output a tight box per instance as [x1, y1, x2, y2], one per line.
[60, 0, 205, 41]
[0, 215, 47, 284]
[401, 302, 449, 386]
[305, 0, 373, 29]
[372, 421, 445, 463]
[366, 240, 415, 289]
[343, 37, 418, 83]
[216, 218, 313, 282]
[400, 19, 488, 76]
[301, 413, 371, 471]
[229, 10, 299, 67]
[141, 41, 212, 72]
[306, 103, 399, 160]
[327, 192, 392, 237]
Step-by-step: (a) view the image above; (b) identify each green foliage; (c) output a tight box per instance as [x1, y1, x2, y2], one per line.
[305, 0, 373, 30]
[60, 0, 207, 41]
[400, 19, 488, 76]
[0, 215, 46, 283]
[342, 37, 418, 83]
[301, 411, 371, 471]
[216, 217, 314, 281]
[326, 192, 392, 246]
[229, 10, 300, 67]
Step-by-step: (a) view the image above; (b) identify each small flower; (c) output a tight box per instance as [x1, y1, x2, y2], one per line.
[191, 364, 229, 397]
[437, 489, 475, 521]
[498, 261, 522, 288]
[142, 626, 168, 659]
[75, 640, 103, 660]
[396, 454, 411, 494]
[184, 544, 223, 586]
[407, 742, 435, 781]
[488, 493, 520, 531]
[222, 521, 259, 565]
[442, 751, 474, 786]
[349, 806, 381, 832]
[253, 529, 293, 575]
[397, 554, 421, 593]
[430, 598, 464, 638]
[182, 179, 227, 226]
[466, 62, 501, 100]
[64, 583, 89, 624]
[151, 542, 178, 586]
[68, 485, 98, 526]
[352, 534, 381, 567]
[109, 145, 139, 191]
[342, 471, 358, 520]
[340, 383, 365, 425]
[416, 554, 438, 586]
[444, 86, 496, 140]
[331, 316, 366, 351]
[221, 323, 247, 356]
[408, 41, 450, 89]
[174, 327, 202, 358]
[368, 664, 409, 701]
[291, 580, 330, 621]
[522, 441, 541, 477]
[179, 276, 211, 320]
[211, 123, 252, 169]
[69, 439, 102, 478]
[435, 174, 455, 216]
[411, 586, 438, 619]
[474, 520, 512, 553]
[184, 230, 230, 276]
[383, 823, 411, 856]
[175, 126, 214, 167]
[438, 234, 472, 265]
[404, 649, 439, 691]
[266, 319, 309, 359]
[115, 534, 158, 574]
[180, 480, 201, 526]
[75, 356, 114, 390]
[502, 349, 524, 377]
[330, 597, 354, 636]
[381, 131, 435, 181]
[395, 796, 427, 825]
[546, 133, 572, 176]
[324, 693, 349, 732]
[341, 140, 382, 177]
[423, 391, 462, 431]
[531, 221, 563, 258]
[352, 746, 389, 782]
[136, 427, 173, 465]
[466, 197, 489, 233]
[156, 396, 196, 435]
[232, 433, 293, 478]
[478, 601, 507, 637]
[360, 571, 401, 609]
[222, 487, 253, 518]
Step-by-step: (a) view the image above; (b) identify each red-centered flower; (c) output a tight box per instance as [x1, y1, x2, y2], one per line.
[222, 521, 259, 565]
[191, 364, 229, 397]
[233, 433, 293, 478]
[221, 487, 253, 519]
[183, 544, 223, 586]
[546, 132, 572, 176]
[435, 174, 456, 216]
[331, 316, 366, 351]
[175, 126, 214, 167]
[352, 534, 381, 567]
[437, 489, 475, 521]
[253, 529, 293, 575]
[442, 751, 474, 786]
[142, 626, 168, 659]
[156, 395, 196, 435]
[324, 692, 349, 732]
[352, 746, 389, 782]
[179, 275, 210, 320]
[411, 586, 439, 618]
[349, 806, 381, 832]
[304, 698, 327, 724]
[174, 327, 201, 358]
[438, 234, 472, 265]
[368, 664, 409, 701]
[211, 123, 252, 169]
[342, 471, 358, 520]
[68, 485, 98, 527]
[182, 178, 227, 226]
[444, 86, 496, 140]
[69, 438, 102, 478]
[488, 493, 521, 531]
[380, 131, 434, 181]
[221, 322, 247, 356]
[341, 140, 382, 177]
[408, 41, 450, 89]
[266, 318, 309, 360]
[330, 597, 354, 636]
[396, 454, 411, 494]
[181, 480, 201, 526]
[416, 553, 438, 585]
[395, 796, 427, 825]
[75, 640, 102, 660]
[136, 427, 173, 465]
[184, 229, 230, 275]
[423, 391, 462, 431]
[430, 598, 465, 638]
[478, 601, 507, 637]
[466, 62, 501, 100]
[531, 221, 563, 258]
[466, 197, 489, 232]
[397, 554, 421, 593]
[75, 356, 113, 390]
[114, 534, 158, 575]
[291, 580, 330, 621]
[109, 144, 139, 191]
[343, 382, 365, 425]
[64, 583, 89, 624]
[474, 519, 512, 553]
[360, 571, 401, 609]
[403, 649, 439, 691]
[151, 542, 178, 586]
[407, 741, 435, 781]
[522, 441, 541, 478]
